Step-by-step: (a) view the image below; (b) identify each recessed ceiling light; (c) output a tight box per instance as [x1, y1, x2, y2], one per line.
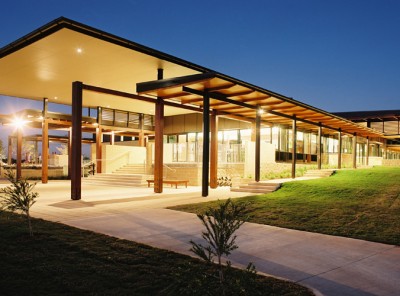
[54, 96, 58, 100]
[76, 48, 83, 54]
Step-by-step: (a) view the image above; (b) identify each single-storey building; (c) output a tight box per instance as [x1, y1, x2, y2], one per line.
[0, 17, 399, 199]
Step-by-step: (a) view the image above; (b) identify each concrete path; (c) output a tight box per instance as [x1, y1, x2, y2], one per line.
[4, 181, 399, 296]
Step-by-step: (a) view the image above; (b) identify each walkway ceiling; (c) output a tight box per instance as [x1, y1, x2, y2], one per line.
[0, 18, 200, 116]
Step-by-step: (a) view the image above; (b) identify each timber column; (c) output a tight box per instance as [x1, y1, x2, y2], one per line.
[71, 81, 83, 200]
[68, 127, 72, 179]
[291, 116, 297, 179]
[202, 92, 210, 197]
[7, 136, 12, 165]
[337, 129, 342, 169]
[16, 127, 22, 180]
[42, 98, 49, 183]
[317, 124, 322, 170]
[210, 110, 218, 189]
[255, 109, 261, 182]
[154, 69, 164, 193]
[352, 133, 357, 169]
[96, 107, 102, 174]
[366, 137, 370, 166]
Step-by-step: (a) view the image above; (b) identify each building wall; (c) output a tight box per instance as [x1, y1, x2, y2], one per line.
[90, 144, 147, 173]
[382, 159, 400, 166]
[244, 141, 276, 178]
[164, 113, 251, 134]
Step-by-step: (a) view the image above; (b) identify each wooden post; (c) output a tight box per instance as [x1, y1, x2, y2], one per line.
[255, 109, 261, 182]
[139, 113, 145, 147]
[154, 69, 164, 193]
[291, 116, 297, 179]
[338, 129, 342, 169]
[210, 110, 218, 189]
[68, 127, 72, 179]
[16, 128, 22, 180]
[352, 133, 357, 169]
[41, 98, 49, 183]
[270, 126, 273, 144]
[7, 136, 12, 165]
[96, 107, 102, 174]
[202, 92, 210, 197]
[366, 137, 370, 166]
[110, 131, 115, 145]
[71, 81, 83, 200]
[384, 140, 388, 159]
[96, 127, 102, 174]
[138, 131, 145, 147]
[317, 124, 322, 170]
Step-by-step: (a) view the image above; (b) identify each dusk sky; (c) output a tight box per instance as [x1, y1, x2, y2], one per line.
[1, 0, 400, 152]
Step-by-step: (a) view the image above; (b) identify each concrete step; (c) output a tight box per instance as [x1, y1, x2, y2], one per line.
[231, 182, 281, 194]
[246, 182, 282, 187]
[231, 187, 278, 193]
[83, 180, 147, 187]
[238, 185, 279, 191]
[303, 170, 335, 178]
[90, 173, 144, 179]
[83, 173, 151, 187]
[113, 164, 146, 174]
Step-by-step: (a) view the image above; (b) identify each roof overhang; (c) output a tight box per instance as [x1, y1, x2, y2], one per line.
[137, 73, 385, 138]
[0, 17, 206, 116]
[0, 17, 387, 140]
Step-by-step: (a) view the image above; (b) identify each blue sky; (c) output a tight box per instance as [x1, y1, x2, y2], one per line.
[1, 0, 400, 112]
[1, 0, 400, 152]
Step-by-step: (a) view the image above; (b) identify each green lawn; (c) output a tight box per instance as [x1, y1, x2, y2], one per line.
[171, 167, 400, 246]
[0, 212, 312, 296]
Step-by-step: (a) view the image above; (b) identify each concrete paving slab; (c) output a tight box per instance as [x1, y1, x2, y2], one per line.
[6, 180, 398, 296]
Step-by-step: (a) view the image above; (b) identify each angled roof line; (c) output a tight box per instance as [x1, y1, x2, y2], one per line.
[0, 17, 385, 137]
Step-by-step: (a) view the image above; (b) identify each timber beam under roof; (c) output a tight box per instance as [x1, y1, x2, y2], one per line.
[182, 86, 342, 133]
[136, 72, 216, 94]
[83, 84, 205, 114]
[136, 73, 384, 139]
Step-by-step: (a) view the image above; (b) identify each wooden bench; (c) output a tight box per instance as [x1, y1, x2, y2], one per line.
[146, 179, 188, 189]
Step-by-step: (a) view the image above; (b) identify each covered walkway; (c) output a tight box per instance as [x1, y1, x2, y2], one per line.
[9, 181, 399, 296]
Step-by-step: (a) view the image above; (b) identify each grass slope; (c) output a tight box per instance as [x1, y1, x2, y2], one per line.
[0, 212, 312, 296]
[172, 167, 400, 245]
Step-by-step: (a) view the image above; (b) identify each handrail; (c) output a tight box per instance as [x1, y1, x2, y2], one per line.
[163, 164, 176, 173]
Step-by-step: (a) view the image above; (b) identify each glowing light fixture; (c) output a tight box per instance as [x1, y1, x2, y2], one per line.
[12, 117, 29, 128]
[76, 48, 83, 54]
[258, 108, 265, 115]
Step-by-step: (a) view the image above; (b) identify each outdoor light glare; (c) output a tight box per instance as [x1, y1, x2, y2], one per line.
[12, 117, 28, 128]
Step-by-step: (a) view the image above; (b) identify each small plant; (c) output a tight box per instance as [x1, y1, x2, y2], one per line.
[190, 198, 255, 295]
[0, 170, 38, 236]
[217, 176, 232, 187]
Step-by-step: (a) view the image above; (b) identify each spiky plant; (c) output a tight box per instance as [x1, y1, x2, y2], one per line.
[0, 170, 38, 236]
[190, 198, 254, 295]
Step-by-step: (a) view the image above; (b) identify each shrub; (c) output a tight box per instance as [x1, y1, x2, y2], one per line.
[190, 199, 256, 295]
[0, 170, 38, 236]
